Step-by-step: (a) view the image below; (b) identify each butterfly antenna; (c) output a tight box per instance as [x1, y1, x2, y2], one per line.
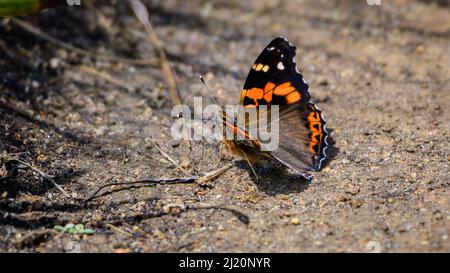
[200, 75, 234, 126]
[200, 75, 230, 124]
[199, 75, 219, 105]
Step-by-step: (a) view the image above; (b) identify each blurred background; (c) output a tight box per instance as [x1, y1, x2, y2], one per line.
[0, 0, 448, 253]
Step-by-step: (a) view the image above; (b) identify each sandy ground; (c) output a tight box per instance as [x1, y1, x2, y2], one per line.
[0, 0, 449, 252]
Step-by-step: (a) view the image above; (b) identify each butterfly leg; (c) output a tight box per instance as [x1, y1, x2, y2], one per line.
[200, 138, 205, 165]
[212, 141, 225, 169]
[240, 148, 260, 180]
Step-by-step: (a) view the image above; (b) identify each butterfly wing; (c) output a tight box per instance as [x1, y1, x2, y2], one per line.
[271, 103, 328, 173]
[240, 37, 310, 107]
[239, 37, 329, 176]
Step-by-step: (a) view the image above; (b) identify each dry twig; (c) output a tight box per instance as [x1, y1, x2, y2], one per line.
[6, 158, 70, 198]
[105, 223, 133, 237]
[196, 163, 233, 186]
[84, 177, 196, 202]
[84, 163, 233, 202]
[152, 141, 191, 176]
[128, 0, 183, 105]
[79, 65, 134, 92]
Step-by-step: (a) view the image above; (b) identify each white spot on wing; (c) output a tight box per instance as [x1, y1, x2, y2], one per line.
[267, 47, 275, 51]
[277, 61, 285, 70]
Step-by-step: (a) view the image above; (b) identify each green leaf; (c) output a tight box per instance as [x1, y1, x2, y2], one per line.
[81, 229, 95, 235]
[54, 223, 94, 235]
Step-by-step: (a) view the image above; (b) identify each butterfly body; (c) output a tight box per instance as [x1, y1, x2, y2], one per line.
[224, 37, 329, 180]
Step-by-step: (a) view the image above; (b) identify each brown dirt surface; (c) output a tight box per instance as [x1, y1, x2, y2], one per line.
[0, 0, 449, 252]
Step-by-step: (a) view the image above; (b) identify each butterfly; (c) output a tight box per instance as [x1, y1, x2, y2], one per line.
[222, 37, 329, 180]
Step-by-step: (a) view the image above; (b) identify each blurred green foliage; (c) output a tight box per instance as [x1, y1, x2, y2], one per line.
[0, 0, 64, 16]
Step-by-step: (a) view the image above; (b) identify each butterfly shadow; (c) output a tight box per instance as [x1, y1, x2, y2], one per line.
[234, 161, 311, 195]
[234, 127, 339, 195]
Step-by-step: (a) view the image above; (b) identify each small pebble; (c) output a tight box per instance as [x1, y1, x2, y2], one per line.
[113, 248, 132, 253]
[50, 58, 60, 69]
[341, 159, 350, 164]
[416, 45, 425, 53]
[276, 193, 289, 201]
[345, 184, 360, 195]
[336, 195, 349, 203]
[433, 211, 443, 220]
[351, 199, 364, 209]
[0, 165, 6, 178]
[318, 77, 328, 86]
[181, 161, 190, 169]
[290, 218, 300, 225]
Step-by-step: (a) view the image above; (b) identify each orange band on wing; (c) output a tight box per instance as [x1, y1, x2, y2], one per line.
[273, 82, 296, 96]
[285, 91, 301, 104]
[246, 88, 264, 100]
[264, 82, 276, 93]
[245, 88, 264, 106]
[308, 112, 323, 135]
[309, 142, 320, 154]
[311, 131, 322, 142]
[307, 111, 324, 153]
[308, 111, 321, 123]
[263, 91, 273, 102]
[224, 120, 259, 147]
[241, 81, 301, 106]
